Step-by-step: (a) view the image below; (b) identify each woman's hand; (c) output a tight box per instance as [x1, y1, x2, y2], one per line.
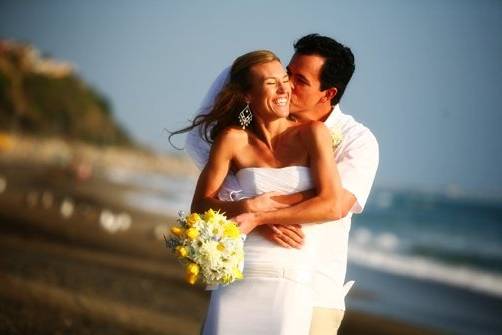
[233, 212, 261, 235]
[245, 192, 289, 213]
[257, 224, 305, 249]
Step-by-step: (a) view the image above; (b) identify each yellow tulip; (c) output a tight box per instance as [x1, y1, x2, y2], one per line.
[222, 274, 231, 284]
[170, 226, 184, 236]
[204, 208, 216, 221]
[175, 246, 188, 258]
[186, 263, 200, 276]
[233, 268, 244, 280]
[186, 227, 199, 240]
[223, 223, 240, 239]
[186, 213, 201, 226]
[186, 273, 198, 285]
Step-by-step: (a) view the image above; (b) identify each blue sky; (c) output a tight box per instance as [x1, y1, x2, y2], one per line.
[1, 0, 501, 195]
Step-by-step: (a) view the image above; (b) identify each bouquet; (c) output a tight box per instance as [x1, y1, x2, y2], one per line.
[165, 209, 245, 286]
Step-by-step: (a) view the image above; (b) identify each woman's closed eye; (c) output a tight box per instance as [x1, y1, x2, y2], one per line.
[265, 78, 289, 86]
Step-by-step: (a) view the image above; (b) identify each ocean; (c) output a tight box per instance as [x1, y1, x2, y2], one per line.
[350, 188, 502, 297]
[346, 189, 502, 334]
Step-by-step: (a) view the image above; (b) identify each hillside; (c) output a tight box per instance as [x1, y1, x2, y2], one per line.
[0, 40, 132, 146]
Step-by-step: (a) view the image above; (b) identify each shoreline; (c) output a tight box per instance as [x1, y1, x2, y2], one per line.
[346, 263, 502, 335]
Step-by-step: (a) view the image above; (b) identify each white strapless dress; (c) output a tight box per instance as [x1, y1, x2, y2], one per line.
[202, 166, 323, 335]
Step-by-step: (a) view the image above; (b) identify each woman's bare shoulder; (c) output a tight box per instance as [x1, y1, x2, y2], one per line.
[213, 126, 248, 147]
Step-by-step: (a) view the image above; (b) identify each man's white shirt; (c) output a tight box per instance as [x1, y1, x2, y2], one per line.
[185, 68, 379, 310]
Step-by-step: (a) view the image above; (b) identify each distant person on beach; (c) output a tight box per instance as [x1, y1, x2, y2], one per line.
[179, 34, 379, 334]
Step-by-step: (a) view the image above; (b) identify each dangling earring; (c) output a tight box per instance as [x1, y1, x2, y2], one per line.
[238, 103, 253, 129]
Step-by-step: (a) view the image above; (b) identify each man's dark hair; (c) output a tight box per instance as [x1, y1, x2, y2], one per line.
[293, 33, 355, 106]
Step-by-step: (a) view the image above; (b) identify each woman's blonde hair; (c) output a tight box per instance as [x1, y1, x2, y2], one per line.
[169, 50, 280, 145]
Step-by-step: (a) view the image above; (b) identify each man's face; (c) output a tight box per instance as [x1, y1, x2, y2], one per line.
[287, 53, 326, 119]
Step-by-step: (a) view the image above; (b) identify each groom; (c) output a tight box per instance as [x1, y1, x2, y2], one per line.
[186, 34, 378, 334]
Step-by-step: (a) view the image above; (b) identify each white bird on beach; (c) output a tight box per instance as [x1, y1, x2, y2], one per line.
[100, 209, 119, 233]
[99, 210, 132, 233]
[60, 197, 74, 218]
[116, 212, 132, 231]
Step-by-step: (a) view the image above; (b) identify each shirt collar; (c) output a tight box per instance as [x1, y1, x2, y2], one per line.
[323, 104, 343, 128]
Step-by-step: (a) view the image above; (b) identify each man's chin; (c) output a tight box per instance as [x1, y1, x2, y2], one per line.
[289, 104, 302, 115]
[290, 103, 312, 119]
[290, 110, 314, 122]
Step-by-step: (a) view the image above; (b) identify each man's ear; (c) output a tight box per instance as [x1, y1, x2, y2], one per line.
[320, 87, 338, 104]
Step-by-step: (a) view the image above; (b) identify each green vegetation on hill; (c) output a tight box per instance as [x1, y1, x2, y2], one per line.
[0, 40, 133, 146]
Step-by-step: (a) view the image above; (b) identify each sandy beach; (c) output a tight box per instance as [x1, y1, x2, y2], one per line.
[0, 142, 457, 334]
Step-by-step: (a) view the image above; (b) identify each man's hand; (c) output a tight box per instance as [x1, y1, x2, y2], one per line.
[245, 192, 289, 213]
[257, 224, 305, 249]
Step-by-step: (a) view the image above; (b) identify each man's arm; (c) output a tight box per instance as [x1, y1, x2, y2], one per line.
[258, 119, 378, 245]
[270, 188, 355, 216]
[235, 122, 348, 232]
[258, 111, 377, 216]
[255, 189, 354, 248]
[336, 128, 379, 214]
[266, 115, 379, 218]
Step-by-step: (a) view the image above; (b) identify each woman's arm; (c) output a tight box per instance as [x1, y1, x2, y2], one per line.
[190, 129, 246, 217]
[191, 130, 292, 221]
[235, 122, 347, 232]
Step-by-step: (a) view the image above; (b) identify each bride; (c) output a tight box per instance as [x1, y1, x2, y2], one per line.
[174, 50, 344, 334]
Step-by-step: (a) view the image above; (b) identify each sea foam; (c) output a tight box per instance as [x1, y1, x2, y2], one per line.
[349, 227, 502, 297]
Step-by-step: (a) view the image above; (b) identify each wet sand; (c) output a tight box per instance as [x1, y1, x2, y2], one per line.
[0, 157, 442, 335]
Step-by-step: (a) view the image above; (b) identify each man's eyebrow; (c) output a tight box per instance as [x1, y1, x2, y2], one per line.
[295, 73, 310, 83]
[286, 66, 309, 82]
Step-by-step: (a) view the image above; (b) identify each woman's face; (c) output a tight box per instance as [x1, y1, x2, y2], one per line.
[246, 60, 291, 120]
